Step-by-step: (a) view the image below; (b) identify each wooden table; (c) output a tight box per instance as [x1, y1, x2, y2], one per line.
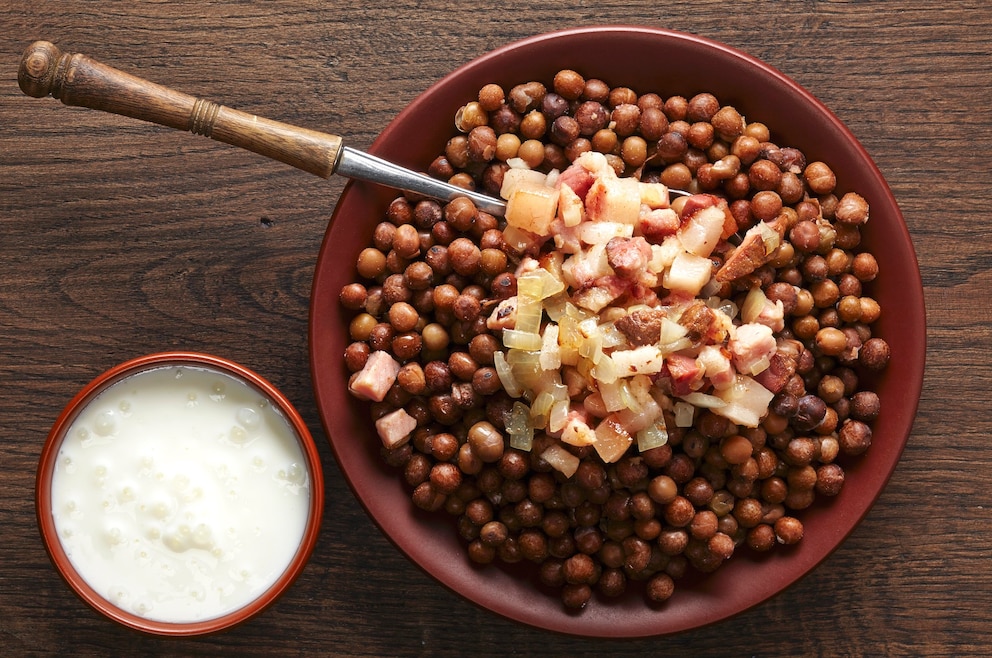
[1, 2, 985, 655]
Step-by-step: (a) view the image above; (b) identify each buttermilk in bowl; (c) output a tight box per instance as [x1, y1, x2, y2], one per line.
[47, 363, 312, 624]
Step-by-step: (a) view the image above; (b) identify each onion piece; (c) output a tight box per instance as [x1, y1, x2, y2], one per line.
[636, 421, 670, 452]
[548, 400, 569, 433]
[679, 392, 727, 409]
[502, 328, 543, 351]
[494, 351, 523, 398]
[674, 401, 696, 427]
[507, 401, 534, 451]
[539, 324, 561, 370]
[540, 443, 580, 477]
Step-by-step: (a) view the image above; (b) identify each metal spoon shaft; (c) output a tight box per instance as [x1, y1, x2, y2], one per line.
[336, 147, 506, 216]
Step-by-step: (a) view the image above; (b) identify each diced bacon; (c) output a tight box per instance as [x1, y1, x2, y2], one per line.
[729, 323, 777, 376]
[753, 296, 786, 332]
[638, 207, 681, 241]
[348, 350, 401, 402]
[753, 351, 797, 394]
[561, 243, 610, 289]
[560, 406, 597, 446]
[697, 344, 736, 390]
[662, 352, 704, 397]
[615, 308, 666, 346]
[551, 219, 583, 254]
[374, 408, 417, 449]
[615, 282, 661, 308]
[678, 300, 720, 344]
[715, 214, 787, 282]
[487, 296, 518, 330]
[585, 176, 641, 225]
[557, 182, 586, 227]
[611, 345, 666, 376]
[515, 256, 540, 277]
[679, 194, 738, 241]
[663, 250, 714, 296]
[605, 236, 653, 279]
[572, 275, 630, 313]
[557, 162, 596, 201]
[679, 193, 720, 219]
[678, 204, 726, 257]
[593, 413, 634, 463]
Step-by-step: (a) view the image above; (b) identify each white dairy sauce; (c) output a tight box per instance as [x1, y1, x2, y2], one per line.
[50, 365, 311, 623]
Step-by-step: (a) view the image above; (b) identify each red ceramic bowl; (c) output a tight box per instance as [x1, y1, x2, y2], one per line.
[37, 352, 324, 636]
[309, 26, 925, 637]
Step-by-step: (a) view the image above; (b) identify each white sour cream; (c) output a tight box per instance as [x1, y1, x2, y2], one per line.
[50, 364, 311, 624]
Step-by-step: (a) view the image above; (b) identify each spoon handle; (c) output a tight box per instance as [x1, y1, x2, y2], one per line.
[18, 40, 342, 178]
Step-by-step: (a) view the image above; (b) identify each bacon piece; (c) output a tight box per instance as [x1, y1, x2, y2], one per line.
[614, 308, 666, 346]
[638, 207, 680, 240]
[374, 408, 417, 449]
[679, 299, 719, 344]
[729, 323, 777, 376]
[558, 160, 597, 200]
[715, 214, 788, 282]
[560, 405, 597, 446]
[753, 351, 797, 394]
[349, 350, 401, 402]
[487, 296, 518, 330]
[697, 344, 736, 390]
[679, 194, 738, 241]
[571, 275, 630, 313]
[606, 236, 652, 279]
[662, 352, 703, 396]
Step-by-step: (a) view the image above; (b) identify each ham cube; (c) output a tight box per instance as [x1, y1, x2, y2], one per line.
[374, 408, 417, 449]
[663, 251, 714, 296]
[585, 176, 641, 225]
[678, 204, 727, 257]
[593, 413, 634, 463]
[348, 350, 401, 402]
[730, 323, 777, 376]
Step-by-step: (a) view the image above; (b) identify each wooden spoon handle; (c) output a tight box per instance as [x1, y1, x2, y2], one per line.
[18, 41, 342, 178]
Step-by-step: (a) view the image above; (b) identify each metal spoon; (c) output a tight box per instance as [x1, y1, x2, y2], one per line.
[17, 41, 508, 217]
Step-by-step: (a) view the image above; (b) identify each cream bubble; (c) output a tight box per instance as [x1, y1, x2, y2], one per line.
[93, 410, 117, 437]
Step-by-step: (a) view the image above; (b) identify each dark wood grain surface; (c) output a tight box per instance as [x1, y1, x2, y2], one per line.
[1, 2, 986, 656]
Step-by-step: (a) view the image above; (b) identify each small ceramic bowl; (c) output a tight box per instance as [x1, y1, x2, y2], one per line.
[309, 26, 926, 637]
[36, 352, 324, 636]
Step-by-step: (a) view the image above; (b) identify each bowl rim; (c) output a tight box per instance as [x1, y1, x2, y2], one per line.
[310, 25, 926, 637]
[36, 351, 325, 637]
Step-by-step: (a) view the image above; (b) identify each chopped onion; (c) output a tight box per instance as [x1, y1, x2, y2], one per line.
[539, 324, 561, 370]
[494, 351, 523, 398]
[540, 443, 580, 477]
[679, 392, 727, 409]
[502, 328, 543, 351]
[548, 400, 569, 433]
[674, 401, 696, 427]
[636, 421, 670, 452]
[741, 286, 768, 325]
[598, 321, 627, 348]
[507, 401, 534, 451]
[591, 353, 620, 384]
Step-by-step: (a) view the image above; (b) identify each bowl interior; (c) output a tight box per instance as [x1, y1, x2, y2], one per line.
[309, 26, 925, 637]
[37, 352, 325, 637]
